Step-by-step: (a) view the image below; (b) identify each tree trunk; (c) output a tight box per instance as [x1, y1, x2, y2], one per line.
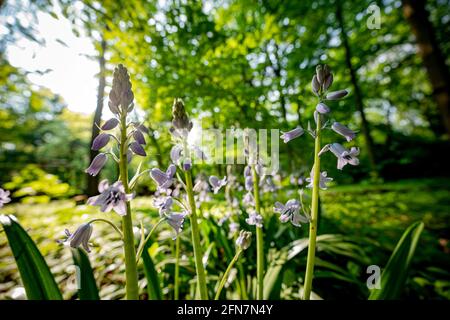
[336, 0, 378, 176]
[402, 0, 450, 136]
[86, 37, 107, 196]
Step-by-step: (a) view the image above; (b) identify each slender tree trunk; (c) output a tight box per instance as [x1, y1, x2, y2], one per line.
[336, 0, 378, 176]
[402, 0, 450, 136]
[86, 37, 106, 195]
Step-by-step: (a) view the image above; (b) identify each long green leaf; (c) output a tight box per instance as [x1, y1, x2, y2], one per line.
[0, 215, 62, 300]
[263, 234, 367, 299]
[369, 221, 424, 300]
[263, 250, 288, 299]
[71, 248, 99, 300]
[142, 243, 162, 300]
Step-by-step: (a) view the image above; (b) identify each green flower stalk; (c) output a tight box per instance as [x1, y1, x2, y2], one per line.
[215, 230, 251, 300]
[149, 99, 213, 300]
[242, 130, 265, 300]
[185, 169, 208, 299]
[174, 236, 181, 299]
[302, 108, 322, 300]
[84, 64, 149, 300]
[214, 249, 242, 300]
[242, 149, 264, 299]
[117, 66, 140, 300]
[252, 166, 264, 300]
[302, 65, 330, 300]
[279, 64, 357, 300]
[161, 98, 208, 300]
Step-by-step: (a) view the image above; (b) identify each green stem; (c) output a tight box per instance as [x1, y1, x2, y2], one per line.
[233, 232, 248, 300]
[174, 236, 180, 300]
[237, 262, 249, 300]
[89, 218, 123, 239]
[214, 249, 242, 300]
[135, 218, 165, 262]
[185, 169, 208, 300]
[303, 111, 322, 300]
[119, 113, 139, 300]
[252, 166, 264, 300]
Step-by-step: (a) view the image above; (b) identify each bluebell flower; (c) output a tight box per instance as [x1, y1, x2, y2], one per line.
[209, 176, 227, 194]
[331, 122, 356, 142]
[0, 188, 11, 208]
[101, 118, 119, 130]
[255, 163, 263, 176]
[236, 230, 252, 250]
[315, 64, 330, 85]
[312, 75, 320, 95]
[133, 130, 146, 145]
[152, 196, 174, 216]
[129, 141, 147, 156]
[306, 168, 333, 190]
[150, 164, 177, 191]
[170, 98, 193, 139]
[281, 127, 304, 143]
[274, 199, 309, 227]
[166, 212, 187, 239]
[133, 122, 150, 134]
[319, 143, 360, 170]
[170, 145, 183, 163]
[193, 176, 212, 204]
[85, 153, 107, 176]
[323, 73, 333, 91]
[313, 65, 333, 92]
[108, 64, 134, 114]
[244, 165, 252, 177]
[62, 223, 93, 252]
[326, 89, 348, 100]
[183, 158, 192, 171]
[242, 192, 254, 207]
[87, 180, 134, 216]
[245, 176, 253, 191]
[229, 222, 239, 238]
[245, 210, 263, 228]
[91, 133, 111, 150]
[316, 102, 330, 114]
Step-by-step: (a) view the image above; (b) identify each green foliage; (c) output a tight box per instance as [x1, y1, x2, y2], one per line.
[369, 221, 424, 300]
[0, 215, 62, 300]
[2, 0, 450, 192]
[0, 179, 448, 300]
[4, 164, 74, 203]
[71, 248, 100, 300]
[1, 0, 450, 301]
[142, 242, 163, 300]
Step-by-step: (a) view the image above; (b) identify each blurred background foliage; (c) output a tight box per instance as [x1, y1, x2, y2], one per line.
[0, 0, 449, 300]
[1, 0, 450, 188]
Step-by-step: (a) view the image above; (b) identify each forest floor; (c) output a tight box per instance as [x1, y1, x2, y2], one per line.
[0, 178, 449, 300]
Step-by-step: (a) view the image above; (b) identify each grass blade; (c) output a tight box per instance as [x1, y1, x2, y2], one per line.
[71, 248, 100, 300]
[0, 215, 62, 300]
[142, 242, 162, 300]
[369, 221, 424, 300]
